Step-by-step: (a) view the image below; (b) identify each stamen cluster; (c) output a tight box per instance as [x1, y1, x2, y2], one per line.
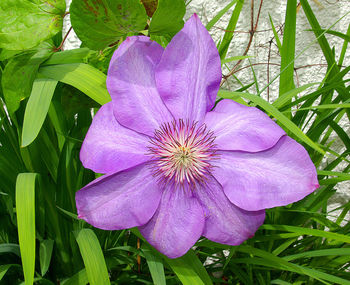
[148, 120, 217, 186]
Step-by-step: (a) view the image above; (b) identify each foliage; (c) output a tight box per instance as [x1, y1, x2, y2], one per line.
[0, 0, 349, 284]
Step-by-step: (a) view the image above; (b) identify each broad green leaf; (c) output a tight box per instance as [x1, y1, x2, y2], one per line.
[218, 0, 244, 59]
[22, 78, 58, 147]
[149, 0, 185, 37]
[75, 229, 110, 285]
[39, 240, 54, 277]
[2, 45, 53, 113]
[16, 173, 38, 285]
[279, 0, 296, 99]
[141, 0, 158, 17]
[142, 244, 166, 285]
[218, 90, 325, 154]
[0, 0, 65, 50]
[206, 0, 238, 31]
[39, 63, 111, 105]
[70, 0, 147, 50]
[61, 269, 88, 285]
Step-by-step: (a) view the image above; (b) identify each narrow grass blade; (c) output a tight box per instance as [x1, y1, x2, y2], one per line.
[218, 91, 325, 154]
[260, 224, 350, 243]
[16, 173, 38, 285]
[269, 14, 282, 54]
[21, 78, 58, 147]
[221, 55, 254, 64]
[218, 0, 244, 59]
[0, 243, 20, 257]
[206, 0, 237, 30]
[39, 239, 54, 276]
[39, 64, 111, 105]
[75, 229, 110, 285]
[142, 244, 166, 285]
[0, 265, 12, 281]
[273, 83, 317, 109]
[283, 248, 350, 262]
[279, 0, 296, 99]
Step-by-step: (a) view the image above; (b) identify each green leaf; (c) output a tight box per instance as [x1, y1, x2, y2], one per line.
[279, 0, 296, 99]
[218, 90, 325, 154]
[206, 0, 238, 31]
[0, 0, 65, 50]
[307, 29, 350, 42]
[61, 269, 88, 285]
[22, 78, 58, 147]
[131, 228, 212, 285]
[260, 224, 350, 243]
[39, 240, 54, 277]
[272, 83, 318, 109]
[42, 48, 91, 66]
[149, 0, 185, 37]
[75, 229, 110, 285]
[39, 63, 111, 105]
[218, 0, 244, 59]
[221, 55, 254, 64]
[165, 250, 213, 285]
[16, 173, 38, 285]
[142, 244, 166, 285]
[2, 45, 53, 113]
[268, 14, 282, 55]
[70, 0, 147, 50]
[0, 243, 20, 257]
[0, 265, 12, 281]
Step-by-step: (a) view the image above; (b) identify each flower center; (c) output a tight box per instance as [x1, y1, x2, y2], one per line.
[148, 119, 217, 186]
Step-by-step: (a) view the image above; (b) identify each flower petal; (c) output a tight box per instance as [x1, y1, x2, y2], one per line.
[80, 102, 150, 174]
[107, 36, 173, 136]
[155, 14, 221, 122]
[212, 136, 319, 211]
[76, 163, 162, 230]
[205, 100, 285, 152]
[196, 175, 265, 245]
[139, 183, 205, 258]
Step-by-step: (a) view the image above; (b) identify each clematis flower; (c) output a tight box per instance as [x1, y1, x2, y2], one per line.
[76, 14, 319, 258]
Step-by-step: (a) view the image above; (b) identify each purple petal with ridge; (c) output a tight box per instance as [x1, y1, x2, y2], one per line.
[139, 183, 204, 258]
[76, 163, 161, 230]
[107, 36, 173, 136]
[155, 14, 221, 123]
[212, 136, 319, 211]
[80, 102, 150, 174]
[205, 100, 285, 152]
[196, 175, 265, 245]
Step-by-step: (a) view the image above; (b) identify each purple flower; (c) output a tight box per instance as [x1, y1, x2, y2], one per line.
[76, 15, 319, 258]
